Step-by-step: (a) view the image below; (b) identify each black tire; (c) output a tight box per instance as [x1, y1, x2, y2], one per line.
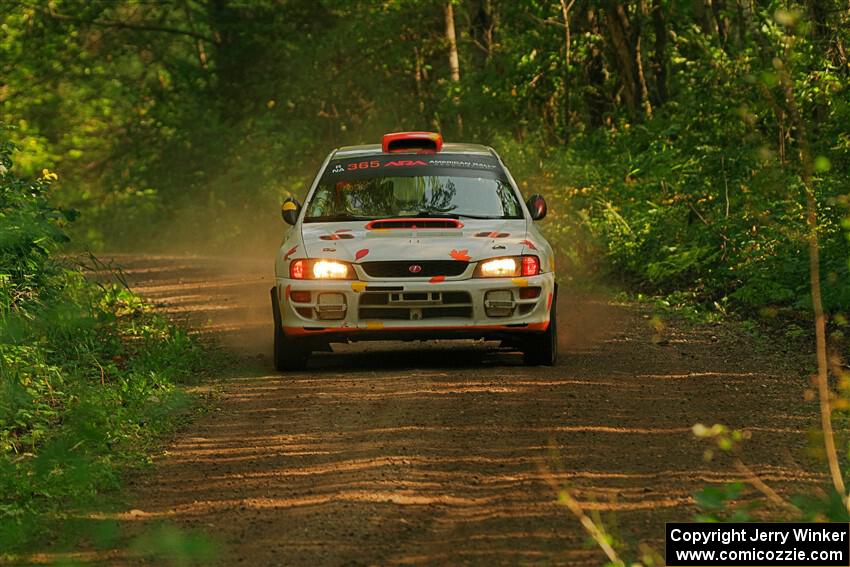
[271, 287, 310, 371]
[521, 290, 558, 366]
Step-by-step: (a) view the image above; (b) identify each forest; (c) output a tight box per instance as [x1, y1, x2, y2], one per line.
[3, 0, 848, 313]
[1, 0, 850, 564]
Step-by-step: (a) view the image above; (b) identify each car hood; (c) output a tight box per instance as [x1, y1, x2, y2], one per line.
[300, 219, 531, 263]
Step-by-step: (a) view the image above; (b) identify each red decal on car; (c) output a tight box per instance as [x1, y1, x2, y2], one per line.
[520, 239, 537, 250]
[384, 160, 428, 167]
[320, 230, 355, 241]
[474, 231, 510, 238]
[284, 245, 298, 261]
[547, 292, 553, 310]
[355, 249, 369, 260]
[429, 275, 446, 284]
[285, 285, 292, 302]
[450, 249, 471, 262]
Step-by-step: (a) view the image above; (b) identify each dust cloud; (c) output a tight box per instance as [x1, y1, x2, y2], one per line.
[115, 255, 622, 367]
[107, 194, 622, 361]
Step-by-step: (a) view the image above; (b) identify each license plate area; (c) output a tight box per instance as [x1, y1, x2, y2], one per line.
[359, 290, 472, 320]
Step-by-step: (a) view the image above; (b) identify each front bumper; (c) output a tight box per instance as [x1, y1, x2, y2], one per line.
[274, 273, 555, 341]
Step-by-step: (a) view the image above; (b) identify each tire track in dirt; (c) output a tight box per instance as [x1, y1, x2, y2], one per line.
[112, 255, 821, 566]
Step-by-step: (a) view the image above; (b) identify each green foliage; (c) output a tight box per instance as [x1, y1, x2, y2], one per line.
[694, 482, 756, 523]
[791, 490, 850, 522]
[0, 129, 209, 559]
[494, 16, 850, 315]
[131, 523, 221, 566]
[1, 2, 847, 318]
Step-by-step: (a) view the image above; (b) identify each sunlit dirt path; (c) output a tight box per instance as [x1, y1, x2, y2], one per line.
[112, 255, 821, 566]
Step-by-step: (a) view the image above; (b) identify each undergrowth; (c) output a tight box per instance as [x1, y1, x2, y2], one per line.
[0, 127, 216, 562]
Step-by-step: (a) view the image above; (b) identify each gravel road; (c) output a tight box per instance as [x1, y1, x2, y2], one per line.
[111, 255, 821, 566]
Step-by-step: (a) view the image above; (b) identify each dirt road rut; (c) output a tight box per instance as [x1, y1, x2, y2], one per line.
[115, 255, 820, 566]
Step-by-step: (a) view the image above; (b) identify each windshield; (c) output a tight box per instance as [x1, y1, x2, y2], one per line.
[304, 153, 523, 222]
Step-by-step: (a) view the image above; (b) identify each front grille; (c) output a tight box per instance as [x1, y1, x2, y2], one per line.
[358, 290, 473, 321]
[360, 260, 468, 278]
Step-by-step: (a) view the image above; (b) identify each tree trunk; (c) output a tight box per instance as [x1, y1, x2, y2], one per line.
[207, 0, 243, 119]
[712, 0, 730, 47]
[584, 6, 608, 127]
[604, 3, 638, 116]
[471, 0, 495, 66]
[444, 1, 463, 135]
[560, 0, 575, 141]
[445, 2, 461, 82]
[731, 0, 750, 49]
[414, 46, 426, 120]
[603, 1, 652, 119]
[651, 0, 668, 105]
[808, 0, 830, 42]
[693, 0, 719, 37]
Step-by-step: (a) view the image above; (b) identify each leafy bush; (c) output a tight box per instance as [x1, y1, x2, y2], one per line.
[496, 59, 850, 317]
[0, 129, 208, 556]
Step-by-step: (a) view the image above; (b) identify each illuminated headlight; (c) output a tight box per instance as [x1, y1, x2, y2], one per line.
[313, 260, 350, 279]
[290, 259, 355, 280]
[475, 256, 540, 278]
[478, 257, 518, 277]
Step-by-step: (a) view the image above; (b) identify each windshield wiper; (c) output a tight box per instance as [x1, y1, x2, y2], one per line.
[304, 214, 370, 223]
[412, 211, 459, 218]
[413, 211, 503, 220]
[406, 211, 503, 219]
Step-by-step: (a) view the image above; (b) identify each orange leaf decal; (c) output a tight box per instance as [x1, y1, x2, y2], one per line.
[283, 245, 298, 261]
[475, 231, 510, 238]
[520, 239, 537, 250]
[547, 292, 553, 310]
[429, 275, 446, 284]
[355, 249, 369, 260]
[450, 249, 471, 262]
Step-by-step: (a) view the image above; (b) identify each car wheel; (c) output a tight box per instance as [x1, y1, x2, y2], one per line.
[270, 287, 310, 371]
[521, 291, 557, 366]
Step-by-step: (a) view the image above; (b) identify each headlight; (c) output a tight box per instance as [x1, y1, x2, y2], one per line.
[290, 259, 355, 280]
[475, 255, 540, 278]
[477, 257, 518, 277]
[312, 260, 351, 279]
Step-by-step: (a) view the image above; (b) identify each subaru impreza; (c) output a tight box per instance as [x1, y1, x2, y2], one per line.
[271, 132, 557, 370]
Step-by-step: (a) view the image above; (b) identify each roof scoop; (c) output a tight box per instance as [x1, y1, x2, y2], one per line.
[382, 131, 443, 153]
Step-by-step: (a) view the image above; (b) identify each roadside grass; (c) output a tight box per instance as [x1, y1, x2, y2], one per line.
[0, 264, 224, 564]
[0, 126, 224, 563]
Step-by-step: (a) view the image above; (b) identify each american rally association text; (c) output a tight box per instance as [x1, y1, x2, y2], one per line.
[669, 527, 848, 547]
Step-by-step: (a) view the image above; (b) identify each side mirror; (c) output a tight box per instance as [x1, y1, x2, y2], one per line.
[526, 194, 547, 221]
[281, 197, 302, 225]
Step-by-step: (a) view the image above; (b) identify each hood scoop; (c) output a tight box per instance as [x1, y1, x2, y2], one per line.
[366, 218, 463, 230]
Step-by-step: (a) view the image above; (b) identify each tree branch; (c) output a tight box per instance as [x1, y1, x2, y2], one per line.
[18, 1, 215, 44]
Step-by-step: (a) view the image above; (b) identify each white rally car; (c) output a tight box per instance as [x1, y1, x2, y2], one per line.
[272, 132, 557, 370]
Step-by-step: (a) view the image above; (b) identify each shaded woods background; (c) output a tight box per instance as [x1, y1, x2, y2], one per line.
[2, 1, 850, 561]
[2, 0, 849, 315]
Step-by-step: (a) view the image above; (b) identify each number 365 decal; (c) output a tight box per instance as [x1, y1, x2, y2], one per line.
[347, 160, 381, 171]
